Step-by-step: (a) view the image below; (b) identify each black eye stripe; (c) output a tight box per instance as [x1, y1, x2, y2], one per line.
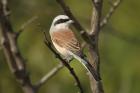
[54, 19, 70, 26]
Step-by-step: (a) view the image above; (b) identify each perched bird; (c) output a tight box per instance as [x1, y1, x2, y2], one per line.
[49, 15, 101, 81]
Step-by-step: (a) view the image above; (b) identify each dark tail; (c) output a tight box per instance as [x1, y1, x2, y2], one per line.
[83, 59, 101, 81]
[85, 59, 101, 81]
[71, 53, 101, 81]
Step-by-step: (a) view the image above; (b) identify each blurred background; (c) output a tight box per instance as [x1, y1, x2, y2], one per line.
[0, 0, 140, 93]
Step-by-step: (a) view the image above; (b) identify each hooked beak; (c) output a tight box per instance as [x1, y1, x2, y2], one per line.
[68, 19, 74, 24]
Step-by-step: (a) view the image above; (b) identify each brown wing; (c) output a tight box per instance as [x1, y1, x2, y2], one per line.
[51, 29, 81, 55]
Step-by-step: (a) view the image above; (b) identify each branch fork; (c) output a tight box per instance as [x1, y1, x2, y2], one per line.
[0, 0, 122, 93]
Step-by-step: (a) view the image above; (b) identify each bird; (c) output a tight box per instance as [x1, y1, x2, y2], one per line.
[49, 15, 101, 81]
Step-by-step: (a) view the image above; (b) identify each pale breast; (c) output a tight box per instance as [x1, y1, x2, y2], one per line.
[53, 42, 72, 60]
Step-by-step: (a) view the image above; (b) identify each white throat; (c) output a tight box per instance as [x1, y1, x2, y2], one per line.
[50, 23, 69, 34]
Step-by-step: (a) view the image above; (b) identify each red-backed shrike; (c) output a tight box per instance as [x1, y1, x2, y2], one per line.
[49, 15, 100, 81]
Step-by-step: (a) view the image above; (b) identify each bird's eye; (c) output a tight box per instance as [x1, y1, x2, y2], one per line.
[54, 19, 70, 25]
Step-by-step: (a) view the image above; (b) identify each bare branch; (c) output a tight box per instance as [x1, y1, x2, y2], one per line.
[35, 40, 87, 88]
[35, 40, 88, 88]
[43, 32, 83, 93]
[56, 1, 104, 93]
[56, 0, 85, 32]
[0, 0, 36, 93]
[89, 0, 104, 93]
[35, 63, 64, 88]
[88, 2, 122, 93]
[90, 0, 103, 75]
[90, 0, 103, 35]
[16, 16, 38, 38]
[100, 0, 122, 28]
[56, 0, 92, 45]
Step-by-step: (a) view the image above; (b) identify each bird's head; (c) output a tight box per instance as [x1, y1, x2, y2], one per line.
[50, 15, 74, 31]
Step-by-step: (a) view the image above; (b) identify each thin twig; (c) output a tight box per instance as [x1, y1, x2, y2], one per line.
[16, 16, 38, 38]
[100, 0, 122, 28]
[0, 0, 35, 93]
[35, 63, 64, 88]
[43, 32, 83, 93]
